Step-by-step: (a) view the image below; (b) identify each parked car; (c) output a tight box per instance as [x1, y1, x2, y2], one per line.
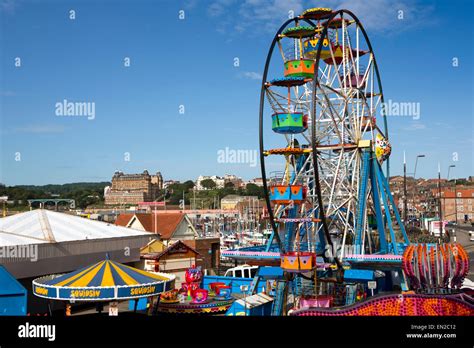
[224, 265, 258, 278]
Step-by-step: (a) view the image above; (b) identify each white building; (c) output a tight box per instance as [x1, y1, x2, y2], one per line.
[196, 175, 224, 190]
[163, 180, 180, 189]
[195, 174, 243, 190]
[246, 178, 264, 187]
[223, 174, 244, 188]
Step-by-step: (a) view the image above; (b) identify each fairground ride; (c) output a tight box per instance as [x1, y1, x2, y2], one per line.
[222, 7, 472, 316]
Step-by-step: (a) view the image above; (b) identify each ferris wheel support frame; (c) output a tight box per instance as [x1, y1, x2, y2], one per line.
[310, 10, 396, 260]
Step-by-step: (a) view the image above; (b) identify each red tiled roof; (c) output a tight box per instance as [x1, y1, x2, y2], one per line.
[115, 213, 185, 239]
[115, 213, 134, 227]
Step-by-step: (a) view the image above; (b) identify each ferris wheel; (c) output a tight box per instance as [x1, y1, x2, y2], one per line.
[259, 8, 409, 272]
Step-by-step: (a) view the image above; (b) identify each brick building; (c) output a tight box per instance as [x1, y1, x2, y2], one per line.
[183, 237, 220, 272]
[221, 195, 260, 210]
[115, 212, 220, 272]
[104, 170, 163, 205]
[390, 176, 450, 220]
[139, 239, 199, 287]
[434, 186, 474, 223]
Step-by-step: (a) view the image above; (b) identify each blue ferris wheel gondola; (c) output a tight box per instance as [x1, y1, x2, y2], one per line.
[268, 76, 310, 87]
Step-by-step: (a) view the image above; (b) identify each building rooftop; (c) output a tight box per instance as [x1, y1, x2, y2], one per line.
[0, 209, 152, 247]
[141, 240, 199, 260]
[115, 212, 187, 239]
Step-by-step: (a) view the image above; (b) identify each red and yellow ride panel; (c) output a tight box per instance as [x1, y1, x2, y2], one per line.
[284, 59, 315, 78]
[291, 294, 474, 316]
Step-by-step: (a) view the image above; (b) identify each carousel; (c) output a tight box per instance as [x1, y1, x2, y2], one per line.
[157, 265, 234, 314]
[32, 255, 175, 315]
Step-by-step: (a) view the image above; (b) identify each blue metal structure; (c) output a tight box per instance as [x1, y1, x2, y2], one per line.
[248, 266, 284, 294]
[354, 150, 371, 253]
[271, 281, 288, 316]
[223, 267, 284, 316]
[238, 148, 409, 262]
[0, 266, 27, 316]
[201, 275, 265, 295]
[224, 149, 410, 267]
[353, 150, 409, 255]
[226, 293, 274, 316]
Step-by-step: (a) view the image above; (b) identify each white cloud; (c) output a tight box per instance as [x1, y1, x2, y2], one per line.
[434, 121, 454, 130]
[15, 125, 67, 134]
[240, 71, 263, 80]
[401, 122, 426, 131]
[0, 0, 19, 14]
[208, 0, 237, 17]
[239, 0, 306, 33]
[183, 0, 200, 10]
[239, 0, 305, 22]
[0, 90, 16, 97]
[335, 0, 435, 33]
[207, 0, 435, 35]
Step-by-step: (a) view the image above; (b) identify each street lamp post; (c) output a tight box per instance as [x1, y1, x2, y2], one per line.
[454, 178, 458, 224]
[448, 165, 457, 225]
[403, 151, 408, 224]
[412, 154, 425, 226]
[447, 165, 455, 182]
[437, 163, 443, 241]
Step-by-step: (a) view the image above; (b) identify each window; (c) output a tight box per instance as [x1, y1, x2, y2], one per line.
[457, 192, 462, 197]
[234, 270, 243, 278]
[459, 206, 464, 212]
[250, 268, 258, 278]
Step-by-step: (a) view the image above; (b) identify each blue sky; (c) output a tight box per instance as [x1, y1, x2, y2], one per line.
[0, 0, 472, 185]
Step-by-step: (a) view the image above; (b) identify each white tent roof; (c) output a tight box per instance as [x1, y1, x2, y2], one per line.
[0, 209, 152, 246]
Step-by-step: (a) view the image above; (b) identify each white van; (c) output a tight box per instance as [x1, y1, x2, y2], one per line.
[224, 265, 259, 278]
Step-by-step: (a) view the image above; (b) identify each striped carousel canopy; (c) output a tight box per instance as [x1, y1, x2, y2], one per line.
[32, 257, 175, 301]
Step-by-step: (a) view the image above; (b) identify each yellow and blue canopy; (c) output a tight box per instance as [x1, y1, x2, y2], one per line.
[32, 258, 175, 301]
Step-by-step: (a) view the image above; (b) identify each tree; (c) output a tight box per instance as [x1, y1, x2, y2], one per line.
[245, 183, 263, 197]
[201, 179, 216, 190]
[182, 180, 195, 191]
[224, 182, 235, 188]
